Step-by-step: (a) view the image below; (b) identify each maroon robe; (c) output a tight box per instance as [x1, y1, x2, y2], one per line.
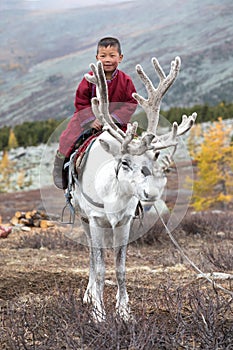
[59, 69, 137, 157]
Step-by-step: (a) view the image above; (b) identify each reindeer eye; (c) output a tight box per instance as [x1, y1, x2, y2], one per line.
[121, 159, 132, 170]
[141, 166, 151, 177]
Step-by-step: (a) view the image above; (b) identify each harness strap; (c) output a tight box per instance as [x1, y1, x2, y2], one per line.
[80, 190, 104, 208]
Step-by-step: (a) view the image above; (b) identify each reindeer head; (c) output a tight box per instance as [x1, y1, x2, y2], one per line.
[85, 58, 196, 203]
[102, 140, 168, 202]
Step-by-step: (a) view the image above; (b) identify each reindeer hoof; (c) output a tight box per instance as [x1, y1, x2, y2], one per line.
[92, 308, 106, 323]
[116, 305, 132, 323]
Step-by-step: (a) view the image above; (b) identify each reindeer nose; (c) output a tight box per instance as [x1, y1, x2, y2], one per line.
[143, 175, 163, 201]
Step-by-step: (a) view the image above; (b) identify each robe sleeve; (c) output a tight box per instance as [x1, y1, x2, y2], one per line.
[74, 76, 95, 127]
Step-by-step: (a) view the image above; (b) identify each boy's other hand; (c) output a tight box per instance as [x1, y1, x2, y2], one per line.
[91, 119, 102, 130]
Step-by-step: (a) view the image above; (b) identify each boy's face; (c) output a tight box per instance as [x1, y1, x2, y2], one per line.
[96, 45, 123, 78]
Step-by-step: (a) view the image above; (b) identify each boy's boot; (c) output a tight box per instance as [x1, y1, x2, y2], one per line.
[53, 152, 68, 190]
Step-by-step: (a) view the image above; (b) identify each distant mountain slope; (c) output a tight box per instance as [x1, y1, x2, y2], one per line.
[0, 0, 232, 127]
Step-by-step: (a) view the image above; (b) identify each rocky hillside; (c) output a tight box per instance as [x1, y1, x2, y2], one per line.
[0, 118, 231, 194]
[0, 0, 233, 127]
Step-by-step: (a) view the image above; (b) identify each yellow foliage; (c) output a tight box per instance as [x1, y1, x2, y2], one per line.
[0, 150, 10, 169]
[0, 150, 16, 191]
[8, 128, 18, 149]
[191, 118, 233, 211]
[0, 150, 32, 192]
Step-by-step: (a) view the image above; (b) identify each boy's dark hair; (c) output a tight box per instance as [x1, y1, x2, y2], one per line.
[97, 37, 122, 55]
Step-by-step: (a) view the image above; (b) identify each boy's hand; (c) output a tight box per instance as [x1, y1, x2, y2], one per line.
[91, 119, 102, 130]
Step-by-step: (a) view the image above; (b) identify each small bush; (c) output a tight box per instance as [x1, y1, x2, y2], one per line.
[203, 243, 233, 271]
[0, 283, 232, 349]
[17, 230, 85, 251]
[179, 211, 233, 237]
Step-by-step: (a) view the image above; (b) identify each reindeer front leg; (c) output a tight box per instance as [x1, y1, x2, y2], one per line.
[90, 246, 106, 321]
[84, 221, 106, 322]
[113, 221, 131, 321]
[114, 244, 130, 320]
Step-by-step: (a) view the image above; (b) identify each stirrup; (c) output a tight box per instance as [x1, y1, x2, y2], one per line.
[61, 191, 75, 225]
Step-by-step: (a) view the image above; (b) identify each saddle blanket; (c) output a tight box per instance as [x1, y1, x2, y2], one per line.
[73, 131, 102, 175]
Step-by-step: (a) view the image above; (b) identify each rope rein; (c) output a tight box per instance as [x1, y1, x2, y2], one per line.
[153, 203, 233, 297]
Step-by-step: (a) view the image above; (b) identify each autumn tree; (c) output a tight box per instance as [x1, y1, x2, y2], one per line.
[190, 118, 233, 211]
[0, 150, 15, 192]
[0, 150, 32, 191]
[8, 128, 18, 149]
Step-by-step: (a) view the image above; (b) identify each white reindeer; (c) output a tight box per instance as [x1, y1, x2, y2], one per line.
[70, 56, 196, 321]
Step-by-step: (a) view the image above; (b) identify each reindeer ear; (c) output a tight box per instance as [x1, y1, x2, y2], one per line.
[99, 139, 120, 157]
[154, 151, 160, 160]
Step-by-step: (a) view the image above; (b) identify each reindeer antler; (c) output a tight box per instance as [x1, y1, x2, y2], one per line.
[85, 58, 196, 156]
[133, 56, 181, 135]
[85, 61, 146, 154]
[85, 61, 126, 143]
[132, 57, 197, 152]
[157, 112, 197, 147]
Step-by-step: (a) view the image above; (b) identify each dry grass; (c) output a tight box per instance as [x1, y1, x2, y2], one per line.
[1, 283, 232, 349]
[0, 211, 233, 349]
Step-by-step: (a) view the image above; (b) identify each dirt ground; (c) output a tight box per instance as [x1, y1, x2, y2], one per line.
[0, 186, 233, 349]
[0, 188, 231, 292]
[0, 187, 195, 299]
[0, 181, 232, 305]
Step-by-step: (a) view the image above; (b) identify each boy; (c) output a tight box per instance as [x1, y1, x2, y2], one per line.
[53, 37, 137, 189]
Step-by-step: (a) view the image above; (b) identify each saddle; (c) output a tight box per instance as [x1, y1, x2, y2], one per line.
[67, 123, 126, 177]
[64, 129, 102, 182]
[75, 132, 102, 176]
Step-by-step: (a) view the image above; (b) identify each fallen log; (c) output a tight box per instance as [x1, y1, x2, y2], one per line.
[10, 210, 54, 228]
